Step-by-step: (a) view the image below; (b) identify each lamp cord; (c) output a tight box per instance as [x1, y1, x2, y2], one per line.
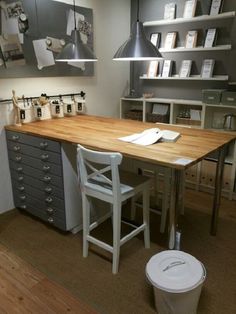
[73, 0, 77, 30]
[137, 0, 139, 21]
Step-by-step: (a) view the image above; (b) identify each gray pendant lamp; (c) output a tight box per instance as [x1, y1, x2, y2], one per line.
[113, 0, 162, 61]
[56, 0, 97, 62]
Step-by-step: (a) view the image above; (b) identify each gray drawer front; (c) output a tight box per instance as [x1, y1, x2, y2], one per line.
[6, 130, 61, 153]
[8, 153, 62, 176]
[15, 197, 66, 231]
[11, 168, 63, 189]
[11, 174, 64, 199]
[8, 142, 61, 165]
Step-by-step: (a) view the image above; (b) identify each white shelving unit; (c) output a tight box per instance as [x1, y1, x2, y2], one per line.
[143, 11, 235, 27]
[159, 45, 232, 53]
[120, 97, 236, 200]
[140, 75, 229, 81]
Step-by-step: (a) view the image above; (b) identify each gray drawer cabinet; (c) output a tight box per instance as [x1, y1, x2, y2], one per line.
[6, 130, 82, 233]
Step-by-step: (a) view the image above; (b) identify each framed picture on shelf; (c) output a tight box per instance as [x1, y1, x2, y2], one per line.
[179, 60, 192, 77]
[162, 60, 173, 78]
[164, 3, 176, 20]
[164, 32, 177, 49]
[183, 0, 197, 18]
[204, 28, 217, 48]
[147, 61, 159, 78]
[209, 0, 224, 15]
[185, 30, 198, 48]
[201, 59, 215, 78]
[150, 33, 161, 48]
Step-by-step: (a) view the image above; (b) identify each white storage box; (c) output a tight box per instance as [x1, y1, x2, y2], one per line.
[146, 250, 206, 314]
[34, 103, 52, 120]
[63, 102, 76, 116]
[50, 101, 64, 118]
[19, 106, 35, 123]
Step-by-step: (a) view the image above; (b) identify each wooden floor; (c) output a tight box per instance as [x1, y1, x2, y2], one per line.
[0, 243, 97, 314]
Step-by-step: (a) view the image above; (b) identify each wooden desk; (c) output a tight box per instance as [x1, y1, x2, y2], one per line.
[5, 115, 236, 249]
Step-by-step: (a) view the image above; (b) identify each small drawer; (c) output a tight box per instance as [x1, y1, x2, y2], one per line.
[6, 131, 61, 153]
[8, 155, 62, 176]
[7, 142, 61, 165]
[221, 91, 236, 106]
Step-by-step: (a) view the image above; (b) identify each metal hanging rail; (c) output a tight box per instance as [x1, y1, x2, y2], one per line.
[0, 91, 86, 104]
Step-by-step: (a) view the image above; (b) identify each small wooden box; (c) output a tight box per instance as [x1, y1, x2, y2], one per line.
[124, 110, 143, 121]
[146, 113, 169, 123]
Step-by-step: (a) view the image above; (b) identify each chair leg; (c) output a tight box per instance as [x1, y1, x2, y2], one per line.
[130, 196, 137, 220]
[143, 186, 150, 249]
[112, 202, 122, 274]
[82, 194, 90, 258]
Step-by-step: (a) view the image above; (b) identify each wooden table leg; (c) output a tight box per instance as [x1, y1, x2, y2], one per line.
[168, 168, 182, 250]
[211, 144, 227, 235]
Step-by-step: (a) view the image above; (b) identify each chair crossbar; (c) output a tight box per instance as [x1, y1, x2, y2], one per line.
[120, 224, 146, 246]
[85, 161, 112, 186]
[87, 235, 113, 253]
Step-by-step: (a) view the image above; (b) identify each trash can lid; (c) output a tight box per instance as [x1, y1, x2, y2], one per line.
[146, 250, 205, 293]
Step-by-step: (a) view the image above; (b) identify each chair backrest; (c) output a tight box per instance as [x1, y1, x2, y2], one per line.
[77, 144, 123, 201]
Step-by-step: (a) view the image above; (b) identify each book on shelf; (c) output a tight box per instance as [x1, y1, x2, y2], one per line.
[185, 30, 198, 48]
[209, 0, 224, 15]
[118, 128, 181, 146]
[190, 109, 201, 121]
[152, 103, 169, 115]
[183, 0, 197, 18]
[164, 32, 177, 49]
[161, 60, 173, 78]
[201, 59, 215, 78]
[147, 61, 159, 78]
[164, 3, 176, 19]
[204, 28, 217, 48]
[150, 32, 161, 48]
[179, 60, 192, 78]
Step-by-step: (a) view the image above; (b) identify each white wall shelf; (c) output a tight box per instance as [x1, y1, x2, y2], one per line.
[143, 11, 235, 27]
[140, 75, 229, 81]
[159, 45, 232, 53]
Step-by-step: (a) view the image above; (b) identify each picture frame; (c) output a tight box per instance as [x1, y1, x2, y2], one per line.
[209, 0, 224, 15]
[185, 30, 198, 48]
[164, 32, 177, 49]
[179, 60, 192, 78]
[150, 32, 161, 48]
[162, 60, 173, 78]
[147, 61, 159, 78]
[164, 3, 176, 20]
[204, 28, 217, 48]
[183, 0, 197, 18]
[201, 59, 215, 78]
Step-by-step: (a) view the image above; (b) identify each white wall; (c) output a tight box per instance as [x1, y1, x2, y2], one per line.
[0, 0, 130, 213]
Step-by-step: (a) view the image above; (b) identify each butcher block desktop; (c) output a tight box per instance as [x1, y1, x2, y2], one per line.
[5, 115, 236, 249]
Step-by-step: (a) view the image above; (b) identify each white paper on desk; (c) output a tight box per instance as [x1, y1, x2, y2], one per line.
[33, 39, 55, 70]
[1, 11, 23, 44]
[119, 128, 160, 143]
[132, 131, 163, 146]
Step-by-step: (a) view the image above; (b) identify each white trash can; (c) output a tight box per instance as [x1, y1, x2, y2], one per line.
[146, 250, 206, 314]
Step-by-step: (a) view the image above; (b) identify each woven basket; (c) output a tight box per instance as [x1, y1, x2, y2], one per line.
[124, 110, 143, 121]
[146, 113, 169, 123]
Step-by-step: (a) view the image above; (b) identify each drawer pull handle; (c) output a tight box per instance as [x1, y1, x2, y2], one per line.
[13, 145, 21, 152]
[41, 154, 49, 161]
[15, 156, 22, 162]
[17, 167, 23, 172]
[20, 205, 27, 210]
[46, 207, 54, 214]
[18, 176, 24, 182]
[43, 176, 51, 182]
[40, 142, 48, 149]
[45, 187, 53, 193]
[43, 165, 51, 172]
[45, 197, 53, 204]
[12, 135, 19, 141]
[18, 186, 25, 192]
[20, 195, 26, 201]
[48, 217, 54, 223]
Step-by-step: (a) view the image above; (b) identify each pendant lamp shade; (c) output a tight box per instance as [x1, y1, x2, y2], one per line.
[56, 30, 97, 62]
[113, 21, 162, 61]
[56, 0, 97, 62]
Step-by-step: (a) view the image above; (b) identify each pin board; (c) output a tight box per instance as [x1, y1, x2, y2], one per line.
[0, 0, 94, 77]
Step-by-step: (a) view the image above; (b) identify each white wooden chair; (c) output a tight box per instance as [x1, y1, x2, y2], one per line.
[77, 144, 151, 274]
